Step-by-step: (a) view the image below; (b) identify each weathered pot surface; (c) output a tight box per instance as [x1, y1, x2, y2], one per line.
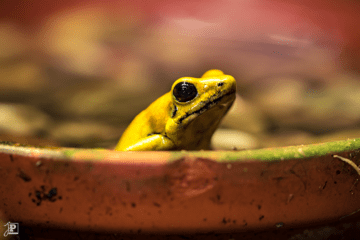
[0, 139, 359, 234]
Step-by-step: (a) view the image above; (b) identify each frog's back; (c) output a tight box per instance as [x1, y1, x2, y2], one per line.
[115, 93, 172, 151]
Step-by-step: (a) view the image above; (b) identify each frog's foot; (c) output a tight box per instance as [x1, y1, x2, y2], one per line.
[118, 134, 175, 151]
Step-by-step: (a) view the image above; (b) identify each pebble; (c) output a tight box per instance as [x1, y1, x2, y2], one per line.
[221, 94, 268, 134]
[52, 80, 160, 125]
[212, 129, 259, 150]
[36, 7, 111, 76]
[0, 104, 51, 137]
[50, 121, 124, 148]
[0, 61, 45, 93]
[0, 23, 28, 60]
[247, 75, 360, 133]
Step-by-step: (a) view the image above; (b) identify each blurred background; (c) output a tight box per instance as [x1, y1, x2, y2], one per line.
[0, 0, 360, 150]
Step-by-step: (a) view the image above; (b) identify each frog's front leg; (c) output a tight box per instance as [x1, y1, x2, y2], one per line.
[118, 134, 175, 151]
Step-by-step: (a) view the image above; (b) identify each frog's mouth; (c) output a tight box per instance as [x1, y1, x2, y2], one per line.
[177, 90, 235, 124]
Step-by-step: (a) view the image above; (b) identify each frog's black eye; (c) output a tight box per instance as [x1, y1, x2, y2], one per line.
[173, 81, 198, 102]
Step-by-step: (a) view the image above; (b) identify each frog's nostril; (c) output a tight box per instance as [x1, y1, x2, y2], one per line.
[217, 82, 224, 87]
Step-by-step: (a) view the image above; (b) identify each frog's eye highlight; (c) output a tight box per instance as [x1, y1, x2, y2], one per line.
[173, 82, 198, 102]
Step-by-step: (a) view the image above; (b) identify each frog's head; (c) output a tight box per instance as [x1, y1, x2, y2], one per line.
[168, 69, 236, 129]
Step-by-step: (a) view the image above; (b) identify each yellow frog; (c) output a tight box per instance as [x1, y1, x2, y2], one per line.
[115, 70, 236, 151]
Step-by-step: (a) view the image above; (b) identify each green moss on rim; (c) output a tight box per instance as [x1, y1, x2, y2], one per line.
[0, 138, 360, 163]
[169, 138, 360, 162]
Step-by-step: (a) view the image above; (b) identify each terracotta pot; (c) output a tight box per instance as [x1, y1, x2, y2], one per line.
[0, 139, 359, 235]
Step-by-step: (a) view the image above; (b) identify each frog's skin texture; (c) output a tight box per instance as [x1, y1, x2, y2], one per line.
[115, 70, 236, 151]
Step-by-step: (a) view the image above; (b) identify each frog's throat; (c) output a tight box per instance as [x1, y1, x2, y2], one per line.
[177, 90, 235, 124]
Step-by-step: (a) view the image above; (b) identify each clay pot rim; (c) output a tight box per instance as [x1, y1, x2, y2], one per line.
[1, 137, 359, 163]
